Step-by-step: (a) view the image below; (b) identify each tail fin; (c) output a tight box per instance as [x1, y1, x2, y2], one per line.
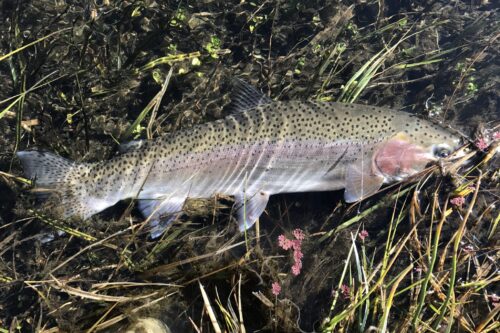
[17, 151, 75, 188]
[17, 151, 102, 220]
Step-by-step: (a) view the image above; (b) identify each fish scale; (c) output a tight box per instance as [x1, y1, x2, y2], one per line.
[17, 82, 461, 237]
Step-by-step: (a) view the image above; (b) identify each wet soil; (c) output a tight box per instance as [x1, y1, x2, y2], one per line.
[0, 0, 499, 332]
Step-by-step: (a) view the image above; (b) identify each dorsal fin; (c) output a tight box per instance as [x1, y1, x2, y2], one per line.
[228, 78, 273, 113]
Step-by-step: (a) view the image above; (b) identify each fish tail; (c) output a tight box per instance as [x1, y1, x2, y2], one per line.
[17, 151, 100, 219]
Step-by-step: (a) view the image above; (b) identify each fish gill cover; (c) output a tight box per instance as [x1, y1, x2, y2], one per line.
[0, 1, 499, 332]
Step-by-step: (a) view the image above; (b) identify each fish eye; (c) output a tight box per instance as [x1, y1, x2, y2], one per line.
[433, 146, 451, 158]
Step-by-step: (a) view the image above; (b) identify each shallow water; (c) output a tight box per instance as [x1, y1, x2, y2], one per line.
[0, 0, 498, 332]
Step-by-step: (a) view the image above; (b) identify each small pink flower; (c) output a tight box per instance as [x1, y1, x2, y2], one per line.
[278, 234, 285, 245]
[293, 249, 304, 261]
[358, 230, 369, 241]
[278, 235, 293, 250]
[292, 228, 305, 241]
[291, 263, 302, 276]
[271, 281, 281, 296]
[492, 131, 500, 141]
[414, 266, 423, 274]
[475, 137, 489, 150]
[340, 284, 350, 299]
[450, 196, 465, 207]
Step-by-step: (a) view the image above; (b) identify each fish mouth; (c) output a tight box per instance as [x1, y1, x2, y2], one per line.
[441, 145, 475, 168]
[438, 145, 478, 174]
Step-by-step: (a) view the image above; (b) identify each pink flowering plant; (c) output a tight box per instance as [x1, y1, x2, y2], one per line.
[474, 130, 500, 151]
[358, 229, 369, 241]
[271, 281, 281, 296]
[340, 284, 351, 300]
[278, 228, 305, 276]
[271, 229, 306, 296]
[450, 196, 466, 207]
[475, 137, 489, 151]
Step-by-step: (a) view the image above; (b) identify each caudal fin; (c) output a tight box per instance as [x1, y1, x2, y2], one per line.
[17, 151, 102, 219]
[17, 151, 75, 188]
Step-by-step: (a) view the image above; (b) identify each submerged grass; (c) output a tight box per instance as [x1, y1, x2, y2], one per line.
[321, 146, 498, 332]
[122, 67, 174, 141]
[322, 187, 414, 332]
[1, 1, 498, 332]
[0, 28, 71, 63]
[338, 20, 450, 103]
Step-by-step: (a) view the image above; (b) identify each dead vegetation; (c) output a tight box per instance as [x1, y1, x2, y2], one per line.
[0, 0, 499, 332]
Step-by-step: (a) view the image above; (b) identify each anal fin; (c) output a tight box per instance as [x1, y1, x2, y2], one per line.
[138, 197, 185, 238]
[235, 191, 270, 231]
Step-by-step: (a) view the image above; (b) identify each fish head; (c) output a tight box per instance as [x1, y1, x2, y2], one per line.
[407, 119, 462, 159]
[373, 120, 462, 181]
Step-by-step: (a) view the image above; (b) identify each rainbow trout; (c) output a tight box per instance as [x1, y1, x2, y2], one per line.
[17, 81, 461, 237]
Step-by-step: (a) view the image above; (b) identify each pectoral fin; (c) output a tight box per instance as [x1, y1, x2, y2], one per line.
[235, 191, 270, 231]
[138, 197, 185, 238]
[344, 157, 384, 203]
